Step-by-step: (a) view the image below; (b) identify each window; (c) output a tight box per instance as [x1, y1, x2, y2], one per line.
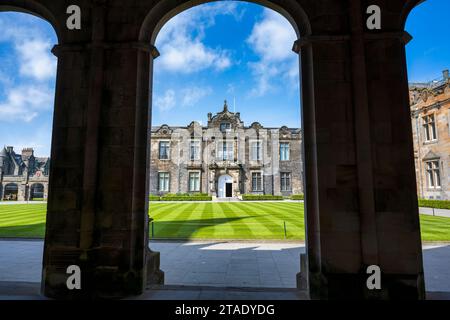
[251, 141, 262, 161]
[220, 122, 231, 132]
[252, 172, 263, 191]
[426, 160, 441, 189]
[159, 141, 170, 160]
[423, 114, 437, 142]
[280, 143, 290, 161]
[190, 140, 201, 161]
[189, 172, 201, 192]
[158, 172, 170, 192]
[218, 141, 234, 161]
[281, 172, 291, 192]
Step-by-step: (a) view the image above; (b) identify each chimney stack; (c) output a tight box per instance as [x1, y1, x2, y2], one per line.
[6, 146, 13, 153]
[208, 113, 212, 122]
[22, 148, 34, 160]
[443, 69, 449, 81]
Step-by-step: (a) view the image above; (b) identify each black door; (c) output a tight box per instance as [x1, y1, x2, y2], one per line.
[226, 183, 232, 198]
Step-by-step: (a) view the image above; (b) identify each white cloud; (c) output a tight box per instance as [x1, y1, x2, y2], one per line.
[155, 89, 176, 111]
[154, 86, 212, 111]
[246, 9, 299, 96]
[17, 39, 56, 80]
[155, 2, 244, 74]
[0, 18, 56, 81]
[0, 15, 57, 124]
[182, 87, 212, 107]
[0, 85, 54, 122]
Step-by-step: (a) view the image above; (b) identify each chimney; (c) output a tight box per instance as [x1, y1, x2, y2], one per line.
[6, 146, 13, 153]
[208, 113, 212, 122]
[443, 69, 449, 81]
[22, 148, 34, 160]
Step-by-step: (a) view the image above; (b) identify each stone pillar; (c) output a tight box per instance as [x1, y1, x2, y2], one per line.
[41, 43, 91, 298]
[296, 2, 425, 298]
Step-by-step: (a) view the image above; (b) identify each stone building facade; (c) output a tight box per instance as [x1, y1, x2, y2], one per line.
[0, 146, 50, 201]
[410, 70, 450, 200]
[149, 102, 303, 198]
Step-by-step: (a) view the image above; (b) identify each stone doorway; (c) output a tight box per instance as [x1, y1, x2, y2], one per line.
[3, 184, 18, 201]
[218, 175, 233, 199]
[225, 183, 232, 198]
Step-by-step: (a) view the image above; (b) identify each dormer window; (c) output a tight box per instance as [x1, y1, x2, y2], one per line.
[220, 122, 231, 132]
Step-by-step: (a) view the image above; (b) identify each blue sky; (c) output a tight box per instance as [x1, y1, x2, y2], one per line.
[0, 0, 449, 156]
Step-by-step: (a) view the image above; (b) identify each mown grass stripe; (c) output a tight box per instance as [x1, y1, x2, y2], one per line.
[232, 203, 279, 238]
[153, 203, 199, 238]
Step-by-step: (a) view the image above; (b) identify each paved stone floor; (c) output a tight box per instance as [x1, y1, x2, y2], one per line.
[151, 241, 302, 288]
[0, 240, 450, 294]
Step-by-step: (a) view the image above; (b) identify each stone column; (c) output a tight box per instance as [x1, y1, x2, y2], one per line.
[41, 43, 91, 298]
[296, 10, 424, 298]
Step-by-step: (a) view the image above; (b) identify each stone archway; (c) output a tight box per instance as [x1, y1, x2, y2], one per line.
[3, 183, 18, 201]
[218, 175, 233, 198]
[20, 0, 428, 300]
[30, 184, 45, 200]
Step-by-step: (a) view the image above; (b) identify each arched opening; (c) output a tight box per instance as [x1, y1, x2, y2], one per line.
[140, 0, 312, 290]
[218, 175, 233, 198]
[3, 183, 18, 201]
[30, 183, 45, 200]
[0, 4, 59, 288]
[404, 0, 450, 294]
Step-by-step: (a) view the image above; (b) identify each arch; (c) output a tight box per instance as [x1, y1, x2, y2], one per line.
[139, 0, 312, 44]
[218, 174, 233, 198]
[4, 183, 19, 201]
[30, 183, 45, 200]
[135, 0, 312, 293]
[0, 0, 62, 43]
[400, 0, 427, 30]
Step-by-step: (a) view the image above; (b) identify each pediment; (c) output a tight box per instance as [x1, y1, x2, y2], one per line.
[155, 125, 172, 135]
[423, 151, 440, 161]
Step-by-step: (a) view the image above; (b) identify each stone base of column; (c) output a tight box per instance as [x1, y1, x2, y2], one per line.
[42, 247, 148, 299]
[296, 253, 308, 290]
[146, 248, 164, 286]
[308, 271, 426, 300]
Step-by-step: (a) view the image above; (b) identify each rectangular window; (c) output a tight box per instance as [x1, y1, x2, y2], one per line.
[220, 122, 231, 132]
[426, 160, 441, 189]
[423, 114, 437, 142]
[280, 143, 290, 161]
[218, 141, 234, 161]
[281, 172, 292, 192]
[190, 140, 201, 161]
[159, 141, 170, 160]
[189, 172, 201, 192]
[251, 141, 262, 161]
[252, 172, 263, 192]
[158, 172, 170, 192]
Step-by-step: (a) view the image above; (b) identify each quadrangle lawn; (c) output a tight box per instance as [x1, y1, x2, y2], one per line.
[0, 202, 449, 241]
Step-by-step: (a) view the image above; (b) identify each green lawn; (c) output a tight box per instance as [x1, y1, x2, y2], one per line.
[0, 202, 449, 241]
[149, 202, 305, 240]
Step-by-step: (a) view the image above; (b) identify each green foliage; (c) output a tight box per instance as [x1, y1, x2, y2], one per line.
[290, 194, 304, 200]
[242, 194, 284, 201]
[160, 196, 212, 201]
[31, 198, 46, 201]
[419, 199, 450, 210]
[160, 193, 212, 201]
[149, 195, 161, 201]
